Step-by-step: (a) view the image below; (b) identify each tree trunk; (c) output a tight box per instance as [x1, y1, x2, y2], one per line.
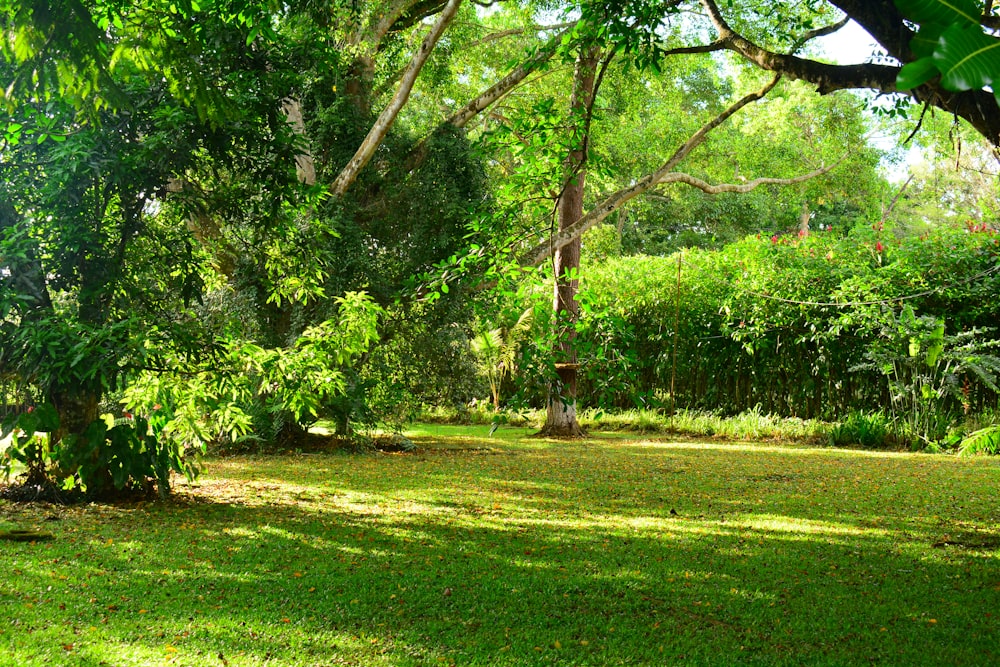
[49, 387, 109, 492]
[540, 46, 600, 437]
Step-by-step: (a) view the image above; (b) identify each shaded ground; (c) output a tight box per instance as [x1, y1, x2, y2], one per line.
[2, 424, 999, 666]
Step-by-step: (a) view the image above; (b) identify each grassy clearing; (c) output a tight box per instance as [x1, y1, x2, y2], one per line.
[2, 424, 1000, 666]
[416, 406, 830, 444]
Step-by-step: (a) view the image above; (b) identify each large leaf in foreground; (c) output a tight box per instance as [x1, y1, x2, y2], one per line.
[934, 22, 1000, 91]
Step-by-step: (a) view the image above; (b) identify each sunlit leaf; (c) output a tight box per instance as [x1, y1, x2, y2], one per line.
[934, 22, 1000, 91]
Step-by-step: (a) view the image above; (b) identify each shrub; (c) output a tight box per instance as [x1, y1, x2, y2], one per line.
[827, 411, 891, 449]
[1, 406, 193, 498]
[959, 425, 1000, 456]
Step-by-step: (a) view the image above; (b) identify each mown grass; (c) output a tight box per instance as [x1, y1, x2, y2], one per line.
[416, 406, 830, 444]
[3, 424, 1000, 666]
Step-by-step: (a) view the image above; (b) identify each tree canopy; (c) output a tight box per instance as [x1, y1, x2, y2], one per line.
[1, 0, 998, 493]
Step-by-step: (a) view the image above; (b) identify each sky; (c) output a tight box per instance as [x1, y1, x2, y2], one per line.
[814, 20, 882, 65]
[814, 21, 924, 179]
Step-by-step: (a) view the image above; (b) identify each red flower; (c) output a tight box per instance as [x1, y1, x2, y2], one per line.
[876, 241, 884, 253]
[770, 235, 779, 244]
[26, 406, 34, 413]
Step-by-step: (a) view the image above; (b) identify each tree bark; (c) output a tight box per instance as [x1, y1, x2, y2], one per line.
[331, 0, 463, 198]
[540, 46, 600, 438]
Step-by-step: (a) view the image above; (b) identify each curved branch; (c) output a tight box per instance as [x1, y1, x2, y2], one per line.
[462, 21, 576, 49]
[655, 161, 843, 195]
[702, 0, 1000, 144]
[699, 0, 899, 94]
[447, 23, 576, 130]
[520, 75, 781, 267]
[371, 0, 448, 47]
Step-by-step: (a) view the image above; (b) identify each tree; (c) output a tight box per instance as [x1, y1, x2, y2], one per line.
[0, 60, 221, 494]
[543, 44, 601, 436]
[2, 0, 559, 458]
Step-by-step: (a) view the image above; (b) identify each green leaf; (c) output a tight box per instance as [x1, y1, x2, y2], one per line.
[897, 58, 940, 90]
[893, 0, 981, 25]
[909, 24, 947, 59]
[934, 23, 1000, 91]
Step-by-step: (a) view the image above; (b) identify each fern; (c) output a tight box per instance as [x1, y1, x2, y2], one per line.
[959, 425, 1000, 456]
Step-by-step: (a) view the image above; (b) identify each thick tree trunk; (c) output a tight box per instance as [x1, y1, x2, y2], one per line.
[48, 387, 109, 492]
[540, 47, 599, 437]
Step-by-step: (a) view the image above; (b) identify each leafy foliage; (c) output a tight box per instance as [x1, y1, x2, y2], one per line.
[1, 405, 193, 497]
[895, 0, 1000, 101]
[959, 424, 1000, 455]
[121, 292, 382, 453]
[827, 411, 892, 449]
[470, 307, 534, 409]
[485, 220, 1000, 438]
[855, 305, 1000, 446]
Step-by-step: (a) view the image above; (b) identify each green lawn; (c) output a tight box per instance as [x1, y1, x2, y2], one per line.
[2, 424, 1000, 666]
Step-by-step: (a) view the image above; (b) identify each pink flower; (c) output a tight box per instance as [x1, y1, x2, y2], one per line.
[770, 235, 779, 244]
[26, 406, 34, 413]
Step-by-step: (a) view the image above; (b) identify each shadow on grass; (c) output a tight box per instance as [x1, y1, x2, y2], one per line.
[2, 433, 1000, 666]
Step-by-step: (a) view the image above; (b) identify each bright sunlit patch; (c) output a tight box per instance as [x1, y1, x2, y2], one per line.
[615, 438, 948, 461]
[735, 514, 868, 536]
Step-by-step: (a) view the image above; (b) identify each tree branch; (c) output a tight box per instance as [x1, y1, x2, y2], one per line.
[660, 40, 727, 57]
[520, 75, 782, 267]
[702, 0, 1000, 144]
[403, 22, 575, 172]
[462, 21, 576, 48]
[370, 0, 448, 47]
[331, 0, 463, 198]
[791, 16, 850, 55]
[699, 0, 899, 94]
[654, 161, 844, 194]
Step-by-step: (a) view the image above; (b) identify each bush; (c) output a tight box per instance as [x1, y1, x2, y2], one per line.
[563, 221, 1000, 422]
[959, 425, 1000, 456]
[1, 406, 193, 498]
[827, 411, 891, 449]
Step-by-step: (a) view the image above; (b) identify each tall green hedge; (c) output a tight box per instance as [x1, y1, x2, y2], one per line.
[571, 222, 1000, 419]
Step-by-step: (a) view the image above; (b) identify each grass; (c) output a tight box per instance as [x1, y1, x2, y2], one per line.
[416, 406, 830, 443]
[2, 423, 1000, 666]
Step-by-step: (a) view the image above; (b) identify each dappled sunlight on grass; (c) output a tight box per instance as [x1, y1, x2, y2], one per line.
[3, 429, 1000, 665]
[736, 514, 871, 536]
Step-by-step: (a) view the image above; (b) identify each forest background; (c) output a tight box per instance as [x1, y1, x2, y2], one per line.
[2, 0, 1000, 497]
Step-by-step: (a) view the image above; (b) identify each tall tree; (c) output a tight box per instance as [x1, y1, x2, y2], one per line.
[543, 44, 601, 436]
